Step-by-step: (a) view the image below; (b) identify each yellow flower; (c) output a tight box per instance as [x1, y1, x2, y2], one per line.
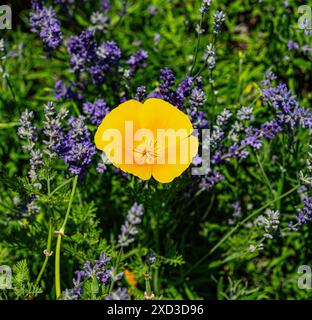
[95, 98, 199, 183]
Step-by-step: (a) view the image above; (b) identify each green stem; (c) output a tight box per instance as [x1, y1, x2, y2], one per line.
[193, 34, 216, 79]
[0, 122, 20, 129]
[145, 265, 152, 298]
[35, 218, 53, 286]
[50, 178, 73, 196]
[184, 184, 300, 276]
[55, 175, 78, 299]
[109, 248, 123, 292]
[189, 14, 204, 76]
[55, 235, 62, 299]
[61, 175, 78, 231]
[255, 152, 275, 199]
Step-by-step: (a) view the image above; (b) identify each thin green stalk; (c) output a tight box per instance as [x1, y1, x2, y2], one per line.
[55, 235, 62, 299]
[189, 14, 204, 76]
[255, 152, 275, 199]
[35, 218, 53, 286]
[55, 175, 78, 299]
[193, 34, 216, 79]
[0, 122, 19, 129]
[109, 248, 123, 292]
[50, 178, 73, 196]
[184, 184, 300, 276]
[144, 265, 153, 299]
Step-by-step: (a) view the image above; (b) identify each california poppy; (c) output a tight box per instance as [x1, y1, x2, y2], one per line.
[95, 98, 198, 183]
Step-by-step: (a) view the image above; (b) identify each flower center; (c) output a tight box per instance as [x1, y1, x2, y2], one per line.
[134, 138, 156, 165]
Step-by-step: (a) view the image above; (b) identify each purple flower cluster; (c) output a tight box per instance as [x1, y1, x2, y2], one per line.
[198, 169, 224, 191]
[289, 197, 312, 229]
[54, 80, 82, 101]
[67, 30, 121, 84]
[43, 103, 96, 176]
[212, 10, 226, 34]
[101, 0, 110, 12]
[194, 72, 312, 192]
[105, 288, 129, 300]
[83, 99, 110, 125]
[29, 1, 63, 50]
[262, 78, 312, 130]
[62, 253, 112, 299]
[134, 86, 147, 101]
[43, 102, 68, 158]
[150, 68, 194, 109]
[127, 49, 148, 75]
[18, 109, 43, 188]
[228, 201, 242, 225]
[200, 0, 212, 14]
[56, 116, 97, 176]
[188, 78, 209, 129]
[287, 40, 299, 51]
[118, 203, 144, 248]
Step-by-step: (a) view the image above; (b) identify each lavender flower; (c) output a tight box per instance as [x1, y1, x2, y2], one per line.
[29, 1, 63, 50]
[287, 40, 299, 51]
[67, 29, 97, 72]
[101, 0, 110, 12]
[200, 0, 212, 14]
[302, 45, 312, 53]
[82, 99, 109, 125]
[134, 86, 147, 101]
[260, 120, 282, 139]
[118, 203, 144, 248]
[205, 43, 216, 71]
[68, 30, 122, 85]
[148, 5, 158, 16]
[56, 116, 96, 176]
[188, 108, 209, 129]
[42, 102, 68, 158]
[127, 49, 148, 74]
[301, 18, 312, 36]
[228, 201, 242, 225]
[83, 253, 111, 284]
[18, 110, 43, 187]
[175, 76, 193, 108]
[158, 67, 176, 100]
[18, 109, 37, 149]
[54, 80, 82, 101]
[298, 185, 308, 201]
[242, 127, 262, 150]
[262, 80, 312, 131]
[212, 10, 226, 34]
[190, 88, 206, 107]
[90, 12, 110, 32]
[61, 289, 79, 300]
[96, 41, 121, 63]
[146, 252, 156, 265]
[96, 162, 107, 174]
[63, 252, 113, 299]
[255, 209, 280, 239]
[293, 197, 312, 227]
[105, 288, 129, 300]
[216, 109, 232, 127]
[198, 170, 224, 191]
[237, 106, 253, 122]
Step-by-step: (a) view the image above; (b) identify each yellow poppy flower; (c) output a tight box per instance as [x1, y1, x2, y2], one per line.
[95, 98, 199, 183]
